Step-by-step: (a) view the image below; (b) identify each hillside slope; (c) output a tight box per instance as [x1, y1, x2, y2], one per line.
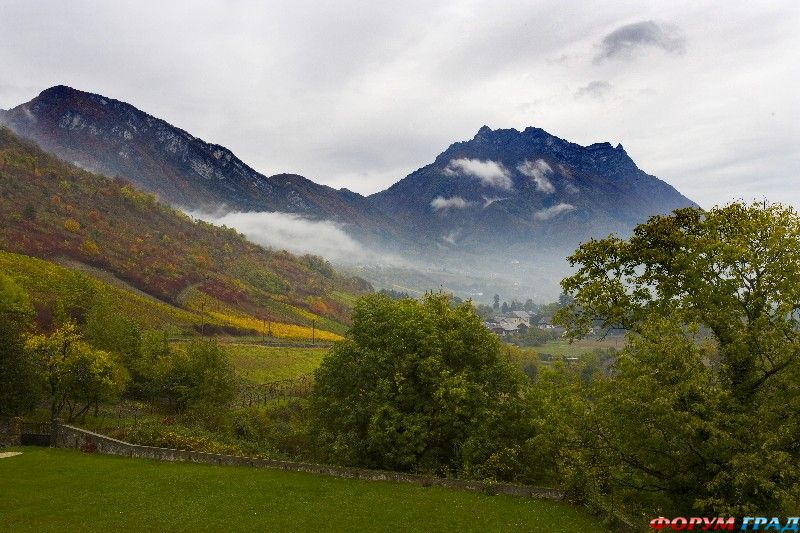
[0, 126, 369, 337]
[0, 86, 405, 247]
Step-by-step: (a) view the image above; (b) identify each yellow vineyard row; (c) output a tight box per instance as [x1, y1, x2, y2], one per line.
[208, 311, 343, 342]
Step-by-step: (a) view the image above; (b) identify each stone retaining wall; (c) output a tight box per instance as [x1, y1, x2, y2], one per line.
[53, 423, 563, 500]
[0, 418, 21, 446]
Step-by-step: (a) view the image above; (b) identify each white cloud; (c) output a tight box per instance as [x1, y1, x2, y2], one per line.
[533, 203, 576, 221]
[442, 230, 460, 245]
[517, 159, 555, 194]
[575, 80, 613, 99]
[444, 158, 513, 190]
[431, 196, 471, 211]
[190, 210, 370, 263]
[482, 195, 509, 208]
[595, 20, 685, 62]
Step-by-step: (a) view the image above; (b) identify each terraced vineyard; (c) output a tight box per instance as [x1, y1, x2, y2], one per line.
[0, 249, 342, 341]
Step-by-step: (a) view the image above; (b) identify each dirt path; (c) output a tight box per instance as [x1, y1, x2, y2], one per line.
[0, 452, 22, 459]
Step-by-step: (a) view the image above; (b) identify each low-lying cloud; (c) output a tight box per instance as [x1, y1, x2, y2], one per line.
[431, 195, 472, 211]
[533, 203, 576, 221]
[442, 229, 460, 246]
[517, 159, 555, 194]
[482, 195, 509, 208]
[595, 20, 685, 62]
[190, 209, 371, 263]
[444, 158, 513, 190]
[575, 80, 613, 99]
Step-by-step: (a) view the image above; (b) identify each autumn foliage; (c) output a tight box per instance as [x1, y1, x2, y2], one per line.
[0, 127, 370, 336]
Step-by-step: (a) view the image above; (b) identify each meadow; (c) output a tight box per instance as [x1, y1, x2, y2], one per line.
[0, 447, 609, 532]
[224, 343, 329, 383]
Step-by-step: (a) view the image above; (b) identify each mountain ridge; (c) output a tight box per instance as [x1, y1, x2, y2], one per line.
[2, 85, 698, 299]
[1, 85, 406, 248]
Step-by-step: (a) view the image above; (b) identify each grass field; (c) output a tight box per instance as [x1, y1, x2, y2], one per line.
[223, 344, 329, 383]
[0, 447, 609, 532]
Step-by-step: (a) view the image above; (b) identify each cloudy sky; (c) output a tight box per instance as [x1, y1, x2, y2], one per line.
[1, 0, 798, 207]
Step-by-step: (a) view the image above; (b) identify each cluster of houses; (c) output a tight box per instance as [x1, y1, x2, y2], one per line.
[483, 311, 561, 337]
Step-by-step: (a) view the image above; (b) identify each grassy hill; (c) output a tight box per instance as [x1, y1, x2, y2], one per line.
[0, 448, 609, 532]
[0, 127, 370, 339]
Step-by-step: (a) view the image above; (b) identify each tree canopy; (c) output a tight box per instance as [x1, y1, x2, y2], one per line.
[25, 323, 129, 422]
[0, 273, 39, 415]
[551, 201, 800, 516]
[310, 293, 529, 476]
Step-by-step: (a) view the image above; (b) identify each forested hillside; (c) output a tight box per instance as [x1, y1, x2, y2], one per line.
[0, 127, 370, 337]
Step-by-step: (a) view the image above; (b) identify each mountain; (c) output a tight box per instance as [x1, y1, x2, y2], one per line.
[369, 125, 695, 254]
[0, 85, 403, 247]
[0, 126, 370, 337]
[363, 126, 696, 297]
[2, 86, 697, 300]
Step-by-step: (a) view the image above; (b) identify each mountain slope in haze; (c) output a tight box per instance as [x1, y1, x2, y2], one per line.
[0, 86, 403, 246]
[0, 126, 370, 337]
[361, 126, 696, 298]
[368, 125, 696, 255]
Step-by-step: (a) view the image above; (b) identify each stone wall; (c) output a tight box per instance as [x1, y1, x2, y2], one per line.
[52, 423, 563, 500]
[0, 418, 21, 446]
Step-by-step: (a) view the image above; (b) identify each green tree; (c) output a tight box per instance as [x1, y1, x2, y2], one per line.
[553, 201, 800, 515]
[474, 303, 494, 320]
[309, 293, 528, 477]
[512, 326, 558, 347]
[150, 339, 236, 412]
[84, 297, 142, 367]
[0, 274, 40, 415]
[25, 323, 128, 421]
[60, 342, 129, 421]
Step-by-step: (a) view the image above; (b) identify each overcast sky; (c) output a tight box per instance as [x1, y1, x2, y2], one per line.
[1, 0, 798, 207]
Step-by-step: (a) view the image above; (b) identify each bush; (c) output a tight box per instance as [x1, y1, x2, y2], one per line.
[148, 339, 236, 413]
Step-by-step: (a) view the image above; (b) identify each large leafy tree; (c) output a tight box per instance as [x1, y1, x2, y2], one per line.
[553, 202, 800, 515]
[309, 293, 529, 477]
[149, 339, 236, 413]
[25, 323, 129, 421]
[0, 274, 39, 415]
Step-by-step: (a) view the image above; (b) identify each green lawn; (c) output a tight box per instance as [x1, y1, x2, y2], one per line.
[224, 344, 329, 383]
[0, 448, 609, 532]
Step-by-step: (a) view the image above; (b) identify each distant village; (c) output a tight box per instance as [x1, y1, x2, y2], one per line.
[482, 310, 563, 337]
